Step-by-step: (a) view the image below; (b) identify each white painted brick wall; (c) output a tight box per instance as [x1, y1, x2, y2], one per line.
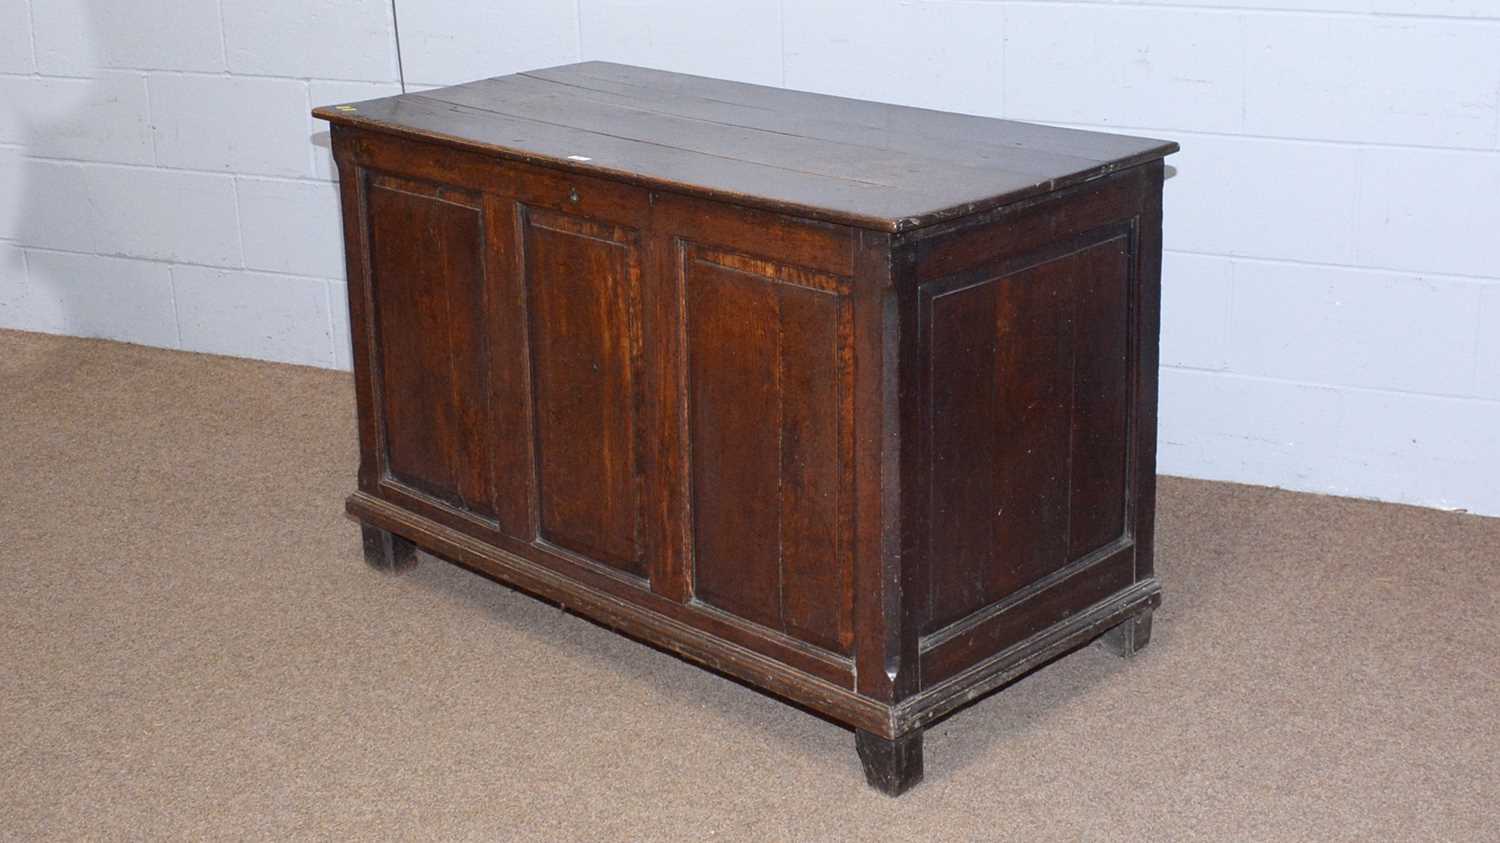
[0, 146, 22, 238]
[1005, 6, 1247, 133]
[149, 74, 312, 176]
[0, 0, 414, 376]
[15, 249, 178, 346]
[1356, 146, 1500, 278]
[220, 0, 398, 81]
[34, 0, 229, 74]
[171, 266, 336, 367]
[0, 73, 155, 164]
[0, 0, 1496, 516]
[1480, 287, 1500, 401]
[785, 0, 1007, 114]
[396, 0, 578, 87]
[236, 177, 346, 278]
[26, 0, 92, 76]
[1160, 252, 1232, 372]
[1163, 133, 1361, 265]
[1244, 15, 1500, 147]
[0, 0, 34, 74]
[585, 0, 783, 87]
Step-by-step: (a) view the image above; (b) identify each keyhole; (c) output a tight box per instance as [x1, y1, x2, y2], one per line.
[568, 188, 580, 203]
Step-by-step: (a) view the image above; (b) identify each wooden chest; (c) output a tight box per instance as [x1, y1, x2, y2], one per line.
[315, 61, 1176, 795]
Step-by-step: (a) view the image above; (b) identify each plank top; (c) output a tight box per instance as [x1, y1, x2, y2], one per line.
[314, 61, 1177, 233]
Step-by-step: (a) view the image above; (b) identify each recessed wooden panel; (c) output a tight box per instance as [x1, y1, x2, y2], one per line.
[365, 176, 498, 521]
[1069, 243, 1132, 559]
[924, 235, 1133, 634]
[522, 207, 646, 577]
[684, 247, 853, 655]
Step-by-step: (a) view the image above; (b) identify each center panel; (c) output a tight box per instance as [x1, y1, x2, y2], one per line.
[682, 246, 855, 657]
[521, 206, 647, 579]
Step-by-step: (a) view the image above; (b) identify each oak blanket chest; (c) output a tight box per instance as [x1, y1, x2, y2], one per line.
[315, 61, 1177, 795]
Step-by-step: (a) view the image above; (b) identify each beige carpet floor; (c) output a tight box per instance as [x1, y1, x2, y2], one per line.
[1, 328, 1497, 841]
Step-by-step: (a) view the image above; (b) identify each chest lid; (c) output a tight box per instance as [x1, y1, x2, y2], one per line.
[314, 61, 1176, 233]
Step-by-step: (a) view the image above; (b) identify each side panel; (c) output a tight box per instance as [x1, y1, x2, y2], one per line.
[521, 206, 647, 579]
[924, 236, 1131, 632]
[902, 165, 1162, 690]
[682, 245, 855, 656]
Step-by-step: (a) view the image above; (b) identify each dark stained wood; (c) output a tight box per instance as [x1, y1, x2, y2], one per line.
[653, 191, 855, 277]
[481, 195, 536, 540]
[856, 728, 924, 797]
[333, 136, 382, 495]
[361, 524, 418, 572]
[686, 258, 783, 626]
[1132, 162, 1168, 581]
[777, 284, 849, 654]
[851, 229, 914, 704]
[991, 255, 1076, 589]
[925, 278, 1003, 631]
[919, 543, 1136, 686]
[899, 581, 1162, 733]
[521, 207, 646, 577]
[922, 233, 1135, 637]
[639, 209, 691, 604]
[531, 62, 1171, 166]
[909, 166, 1146, 279]
[315, 61, 1176, 232]
[343, 128, 650, 228]
[319, 63, 1174, 795]
[1098, 608, 1154, 658]
[348, 488, 1158, 740]
[349, 489, 868, 708]
[683, 248, 853, 655]
[365, 175, 498, 522]
[1069, 237, 1133, 559]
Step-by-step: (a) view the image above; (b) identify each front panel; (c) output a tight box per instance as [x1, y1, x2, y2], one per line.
[681, 245, 856, 656]
[363, 174, 501, 526]
[520, 207, 648, 579]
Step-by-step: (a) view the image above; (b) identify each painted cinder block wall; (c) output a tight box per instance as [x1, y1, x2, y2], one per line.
[1, 0, 1497, 516]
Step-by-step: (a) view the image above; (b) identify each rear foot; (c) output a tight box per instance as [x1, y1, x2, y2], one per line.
[1099, 609, 1153, 658]
[361, 524, 418, 573]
